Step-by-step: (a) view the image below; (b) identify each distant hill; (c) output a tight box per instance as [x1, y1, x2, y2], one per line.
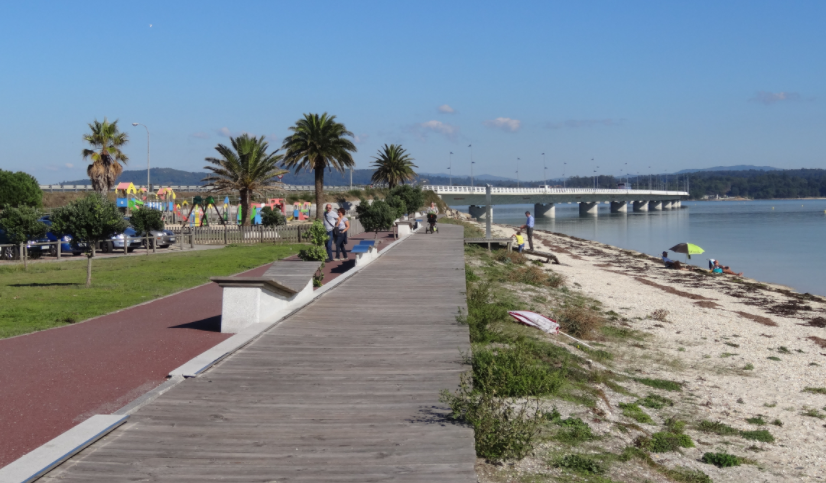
[674, 165, 781, 174]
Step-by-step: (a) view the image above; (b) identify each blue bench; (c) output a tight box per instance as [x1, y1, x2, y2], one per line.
[352, 240, 379, 266]
[351, 245, 370, 254]
[358, 240, 376, 246]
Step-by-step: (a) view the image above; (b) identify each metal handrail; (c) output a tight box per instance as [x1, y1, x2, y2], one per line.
[422, 185, 688, 196]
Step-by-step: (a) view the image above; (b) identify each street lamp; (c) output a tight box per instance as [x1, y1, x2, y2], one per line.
[542, 152, 546, 187]
[469, 144, 474, 187]
[132, 123, 150, 190]
[563, 162, 567, 188]
[516, 157, 520, 188]
[448, 152, 453, 186]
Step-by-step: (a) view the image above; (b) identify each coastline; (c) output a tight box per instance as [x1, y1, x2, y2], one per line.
[457, 215, 826, 481]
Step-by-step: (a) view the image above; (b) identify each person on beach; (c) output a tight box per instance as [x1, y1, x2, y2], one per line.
[512, 231, 526, 253]
[713, 260, 742, 276]
[662, 251, 684, 269]
[520, 211, 535, 251]
[334, 208, 350, 261]
[322, 204, 337, 262]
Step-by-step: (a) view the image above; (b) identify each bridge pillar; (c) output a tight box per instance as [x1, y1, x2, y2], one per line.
[633, 201, 648, 212]
[534, 203, 555, 218]
[649, 200, 663, 211]
[579, 202, 598, 216]
[468, 204, 490, 221]
[610, 201, 627, 213]
[663, 201, 674, 210]
[673, 200, 681, 208]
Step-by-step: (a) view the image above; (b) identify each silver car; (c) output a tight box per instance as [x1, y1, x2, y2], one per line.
[143, 229, 177, 249]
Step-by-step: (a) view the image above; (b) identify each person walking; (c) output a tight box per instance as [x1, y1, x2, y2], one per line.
[334, 207, 350, 261]
[520, 210, 535, 251]
[322, 203, 337, 262]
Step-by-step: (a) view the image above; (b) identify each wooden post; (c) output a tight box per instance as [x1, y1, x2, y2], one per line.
[297, 226, 302, 243]
[224, 227, 228, 245]
[146, 234, 150, 255]
[56, 241, 61, 260]
[20, 243, 27, 269]
[190, 230, 195, 249]
[259, 225, 264, 244]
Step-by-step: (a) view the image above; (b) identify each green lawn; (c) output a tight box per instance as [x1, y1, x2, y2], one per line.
[0, 244, 303, 339]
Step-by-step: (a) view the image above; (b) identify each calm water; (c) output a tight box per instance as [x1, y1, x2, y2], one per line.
[450, 200, 826, 296]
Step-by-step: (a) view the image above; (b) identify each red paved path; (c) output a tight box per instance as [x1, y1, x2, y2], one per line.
[0, 230, 397, 467]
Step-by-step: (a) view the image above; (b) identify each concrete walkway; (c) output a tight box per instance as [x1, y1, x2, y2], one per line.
[39, 226, 475, 482]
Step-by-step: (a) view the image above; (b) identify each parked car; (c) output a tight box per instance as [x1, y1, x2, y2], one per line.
[144, 229, 177, 249]
[36, 218, 84, 256]
[101, 227, 143, 253]
[0, 228, 16, 260]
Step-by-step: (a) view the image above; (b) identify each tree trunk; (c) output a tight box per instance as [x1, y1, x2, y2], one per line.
[240, 189, 250, 227]
[314, 165, 324, 220]
[86, 245, 95, 288]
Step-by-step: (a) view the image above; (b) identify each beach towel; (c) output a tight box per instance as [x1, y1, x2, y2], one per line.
[508, 311, 560, 335]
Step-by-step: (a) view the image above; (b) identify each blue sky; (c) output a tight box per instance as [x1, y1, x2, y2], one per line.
[1, 1, 824, 184]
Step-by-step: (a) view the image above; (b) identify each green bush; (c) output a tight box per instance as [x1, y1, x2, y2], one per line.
[552, 454, 604, 474]
[260, 206, 286, 227]
[698, 420, 739, 435]
[0, 206, 47, 245]
[297, 220, 327, 286]
[740, 429, 774, 442]
[356, 199, 396, 238]
[130, 207, 164, 235]
[471, 344, 566, 397]
[644, 431, 694, 452]
[633, 377, 683, 391]
[387, 184, 424, 215]
[701, 452, 741, 467]
[554, 417, 596, 444]
[440, 373, 542, 462]
[384, 195, 407, 218]
[0, 170, 42, 209]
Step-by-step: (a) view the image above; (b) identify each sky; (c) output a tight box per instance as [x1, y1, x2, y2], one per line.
[1, 1, 824, 184]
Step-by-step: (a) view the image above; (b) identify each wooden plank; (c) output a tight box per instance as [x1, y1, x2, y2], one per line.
[40, 225, 475, 482]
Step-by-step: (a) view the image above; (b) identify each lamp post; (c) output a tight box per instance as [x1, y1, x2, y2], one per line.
[132, 123, 150, 191]
[516, 157, 520, 188]
[449, 152, 453, 186]
[563, 162, 567, 188]
[542, 152, 546, 187]
[469, 144, 474, 187]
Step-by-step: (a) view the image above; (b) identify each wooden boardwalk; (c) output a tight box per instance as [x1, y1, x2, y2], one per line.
[41, 225, 476, 482]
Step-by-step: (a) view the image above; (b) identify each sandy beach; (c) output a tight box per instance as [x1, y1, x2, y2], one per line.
[460, 217, 826, 482]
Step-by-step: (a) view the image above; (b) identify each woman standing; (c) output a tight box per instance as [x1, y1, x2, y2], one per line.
[334, 207, 350, 261]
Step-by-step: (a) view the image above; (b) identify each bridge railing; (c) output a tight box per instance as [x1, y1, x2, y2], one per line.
[422, 185, 687, 196]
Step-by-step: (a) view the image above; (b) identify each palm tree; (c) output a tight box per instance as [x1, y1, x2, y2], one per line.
[82, 118, 129, 195]
[370, 144, 417, 189]
[203, 134, 286, 226]
[281, 113, 357, 220]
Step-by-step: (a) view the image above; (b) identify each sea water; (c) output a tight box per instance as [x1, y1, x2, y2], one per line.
[449, 199, 826, 296]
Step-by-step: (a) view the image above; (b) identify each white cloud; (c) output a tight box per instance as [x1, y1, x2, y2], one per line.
[546, 119, 625, 129]
[483, 117, 521, 132]
[65, 163, 74, 168]
[354, 133, 369, 144]
[217, 127, 232, 137]
[410, 120, 459, 140]
[191, 132, 210, 139]
[750, 91, 803, 105]
[437, 104, 455, 114]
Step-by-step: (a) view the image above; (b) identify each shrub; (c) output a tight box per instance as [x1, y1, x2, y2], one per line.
[130, 207, 164, 235]
[463, 282, 511, 344]
[552, 454, 604, 474]
[637, 393, 674, 409]
[701, 452, 741, 467]
[495, 250, 526, 265]
[0, 206, 47, 245]
[506, 266, 565, 287]
[440, 373, 542, 462]
[384, 195, 407, 218]
[387, 184, 425, 216]
[553, 417, 596, 444]
[803, 387, 826, 395]
[50, 194, 128, 287]
[296, 220, 328, 286]
[619, 402, 654, 424]
[471, 344, 566, 397]
[260, 206, 286, 227]
[356, 199, 396, 239]
[745, 416, 766, 425]
[0, 170, 42, 209]
[556, 304, 604, 339]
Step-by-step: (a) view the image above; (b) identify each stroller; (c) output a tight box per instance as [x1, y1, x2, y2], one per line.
[425, 213, 438, 234]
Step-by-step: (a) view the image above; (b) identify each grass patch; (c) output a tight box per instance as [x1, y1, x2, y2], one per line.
[724, 341, 740, 348]
[619, 402, 654, 424]
[745, 416, 766, 425]
[505, 265, 565, 287]
[637, 393, 674, 409]
[0, 244, 303, 339]
[743, 363, 755, 370]
[802, 387, 826, 395]
[697, 420, 740, 436]
[556, 303, 606, 339]
[633, 377, 683, 392]
[701, 452, 741, 468]
[771, 419, 783, 427]
[801, 408, 826, 419]
[551, 454, 605, 475]
[637, 432, 694, 453]
[767, 356, 781, 361]
[740, 429, 775, 442]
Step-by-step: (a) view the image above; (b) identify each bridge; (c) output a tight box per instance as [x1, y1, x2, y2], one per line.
[423, 185, 689, 218]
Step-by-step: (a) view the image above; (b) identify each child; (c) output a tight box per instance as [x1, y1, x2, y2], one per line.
[512, 231, 526, 253]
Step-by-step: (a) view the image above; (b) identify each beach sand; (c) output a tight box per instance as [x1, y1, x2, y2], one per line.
[461, 217, 826, 482]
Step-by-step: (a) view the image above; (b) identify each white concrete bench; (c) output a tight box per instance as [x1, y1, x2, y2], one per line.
[211, 260, 321, 333]
[351, 240, 379, 267]
[395, 220, 415, 238]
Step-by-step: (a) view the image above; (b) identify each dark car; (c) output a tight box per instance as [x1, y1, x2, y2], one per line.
[36, 218, 84, 256]
[0, 228, 15, 260]
[101, 227, 144, 253]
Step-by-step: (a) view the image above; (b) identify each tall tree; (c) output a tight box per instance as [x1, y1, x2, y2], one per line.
[203, 134, 286, 226]
[82, 118, 129, 195]
[370, 144, 417, 189]
[281, 113, 357, 220]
